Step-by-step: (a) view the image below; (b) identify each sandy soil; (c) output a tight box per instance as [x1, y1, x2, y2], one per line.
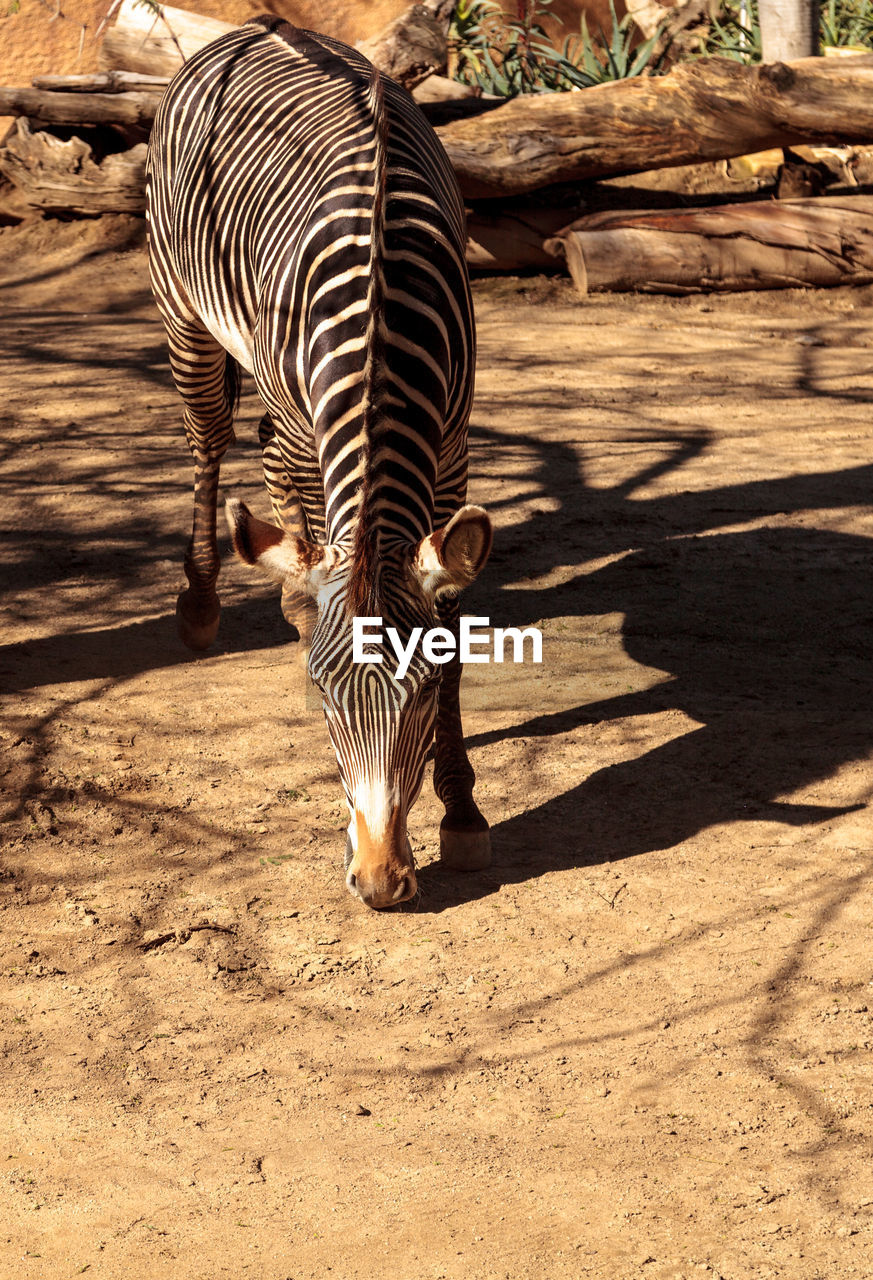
[2, 213, 873, 1279]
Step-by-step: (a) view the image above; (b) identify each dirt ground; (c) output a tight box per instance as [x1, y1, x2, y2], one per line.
[2, 212, 873, 1280]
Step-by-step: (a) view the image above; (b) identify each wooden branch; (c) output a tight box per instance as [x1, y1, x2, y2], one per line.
[545, 196, 873, 294]
[0, 119, 147, 215]
[32, 71, 169, 94]
[138, 921, 236, 952]
[0, 86, 159, 129]
[435, 54, 873, 198]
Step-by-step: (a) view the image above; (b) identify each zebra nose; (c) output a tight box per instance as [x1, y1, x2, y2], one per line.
[346, 866, 417, 909]
[393, 874, 415, 903]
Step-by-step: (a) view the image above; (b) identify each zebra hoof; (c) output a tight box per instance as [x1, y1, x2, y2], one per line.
[176, 590, 220, 652]
[439, 823, 492, 871]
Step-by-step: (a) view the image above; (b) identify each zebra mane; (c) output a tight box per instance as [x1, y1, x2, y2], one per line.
[348, 62, 388, 623]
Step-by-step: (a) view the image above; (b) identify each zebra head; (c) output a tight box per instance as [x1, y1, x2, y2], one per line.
[226, 499, 492, 909]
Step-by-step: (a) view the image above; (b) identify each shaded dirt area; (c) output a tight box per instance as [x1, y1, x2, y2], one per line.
[2, 214, 873, 1279]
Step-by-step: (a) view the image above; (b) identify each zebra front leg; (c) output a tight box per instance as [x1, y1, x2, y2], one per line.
[433, 601, 492, 871]
[261, 423, 317, 644]
[173, 341, 236, 651]
[177, 445, 225, 650]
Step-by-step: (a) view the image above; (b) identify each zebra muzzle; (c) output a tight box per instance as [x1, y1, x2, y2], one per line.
[345, 807, 417, 909]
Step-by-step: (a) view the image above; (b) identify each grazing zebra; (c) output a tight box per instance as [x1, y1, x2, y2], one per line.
[146, 17, 492, 908]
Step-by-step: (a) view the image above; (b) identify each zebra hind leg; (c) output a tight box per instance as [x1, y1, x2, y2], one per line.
[173, 332, 237, 652]
[261, 422, 317, 645]
[433, 600, 492, 871]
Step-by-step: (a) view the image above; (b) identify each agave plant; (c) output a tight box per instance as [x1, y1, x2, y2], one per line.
[700, 0, 762, 61]
[451, 0, 668, 95]
[539, 1, 670, 88]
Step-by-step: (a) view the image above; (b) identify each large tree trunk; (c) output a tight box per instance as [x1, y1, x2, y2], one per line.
[435, 54, 873, 198]
[545, 196, 873, 293]
[759, 0, 820, 62]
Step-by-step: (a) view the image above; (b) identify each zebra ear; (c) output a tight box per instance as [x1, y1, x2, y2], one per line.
[413, 505, 492, 594]
[225, 498, 324, 590]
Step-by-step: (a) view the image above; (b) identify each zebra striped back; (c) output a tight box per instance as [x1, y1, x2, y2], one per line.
[148, 18, 475, 566]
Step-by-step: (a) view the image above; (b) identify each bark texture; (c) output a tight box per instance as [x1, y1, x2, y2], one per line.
[465, 206, 581, 271]
[0, 86, 160, 129]
[759, 0, 820, 61]
[435, 54, 873, 198]
[545, 196, 873, 293]
[98, 2, 234, 77]
[356, 2, 449, 89]
[0, 118, 148, 214]
[97, 0, 450, 88]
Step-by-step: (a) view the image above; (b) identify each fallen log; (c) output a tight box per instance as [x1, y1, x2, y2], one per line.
[99, 0, 449, 90]
[0, 86, 159, 130]
[0, 119, 147, 215]
[99, 2, 234, 78]
[90, 5, 873, 199]
[0, 76, 493, 136]
[435, 54, 873, 198]
[412, 73, 478, 103]
[544, 196, 873, 293]
[465, 206, 579, 271]
[0, 110, 572, 272]
[593, 151, 784, 206]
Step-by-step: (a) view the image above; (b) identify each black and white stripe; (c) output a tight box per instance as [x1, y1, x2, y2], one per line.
[147, 18, 488, 906]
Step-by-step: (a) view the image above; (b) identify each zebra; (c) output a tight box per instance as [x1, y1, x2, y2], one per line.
[146, 17, 492, 909]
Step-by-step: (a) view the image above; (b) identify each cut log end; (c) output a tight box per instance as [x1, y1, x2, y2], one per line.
[356, 2, 449, 89]
[547, 197, 873, 295]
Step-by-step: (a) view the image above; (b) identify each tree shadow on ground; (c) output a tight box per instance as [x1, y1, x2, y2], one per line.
[418, 511, 873, 910]
[0, 593, 293, 696]
[6, 308, 873, 917]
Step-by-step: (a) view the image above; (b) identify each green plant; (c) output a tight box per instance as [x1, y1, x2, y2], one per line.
[451, 0, 668, 96]
[700, 0, 761, 61]
[700, 0, 873, 62]
[547, 2, 670, 86]
[821, 0, 873, 45]
[451, 0, 563, 95]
